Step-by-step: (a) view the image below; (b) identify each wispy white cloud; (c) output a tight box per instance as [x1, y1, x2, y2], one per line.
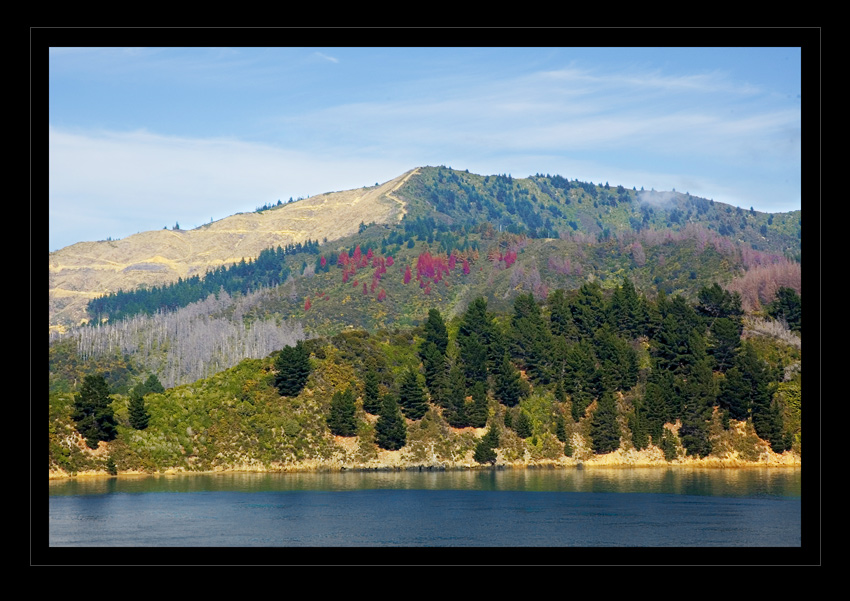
[313, 51, 339, 64]
[48, 126, 411, 250]
[48, 48, 803, 249]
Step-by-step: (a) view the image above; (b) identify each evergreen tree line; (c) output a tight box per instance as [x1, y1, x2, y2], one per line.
[87, 240, 321, 323]
[70, 280, 797, 465]
[308, 280, 798, 457]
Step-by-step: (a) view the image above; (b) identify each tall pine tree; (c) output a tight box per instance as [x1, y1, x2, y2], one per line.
[590, 391, 621, 454]
[274, 340, 311, 397]
[457, 298, 493, 388]
[493, 352, 525, 407]
[327, 387, 357, 437]
[398, 368, 428, 420]
[511, 293, 553, 384]
[73, 374, 118, 449]
[362, 363, 381, 415]
[375, 394, 407, 450]
[467, 381, 489, 429]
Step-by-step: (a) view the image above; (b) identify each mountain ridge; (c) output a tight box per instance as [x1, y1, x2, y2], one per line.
[49, 169, 417, 332]
[49, 165, 801, 334]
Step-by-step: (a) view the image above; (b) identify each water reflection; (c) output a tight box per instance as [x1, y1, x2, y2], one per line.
[49, 466, 801, 498]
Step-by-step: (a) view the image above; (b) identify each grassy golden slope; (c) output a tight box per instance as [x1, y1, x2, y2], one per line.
[49, 169, 417, 333]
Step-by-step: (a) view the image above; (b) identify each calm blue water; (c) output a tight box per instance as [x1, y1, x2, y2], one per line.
[48, 468, 802, 549]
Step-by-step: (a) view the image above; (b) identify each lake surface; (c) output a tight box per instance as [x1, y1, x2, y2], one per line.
[47, 467, 804, 554]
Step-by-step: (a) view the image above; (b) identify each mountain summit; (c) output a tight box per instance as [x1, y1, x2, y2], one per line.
[49, 169, 417, 332]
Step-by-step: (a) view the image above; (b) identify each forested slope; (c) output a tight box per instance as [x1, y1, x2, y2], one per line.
[49, 281, 802, 477]
[49, 166, 803, 477]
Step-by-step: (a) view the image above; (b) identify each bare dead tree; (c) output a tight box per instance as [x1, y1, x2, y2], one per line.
[56, 291, 305, 388]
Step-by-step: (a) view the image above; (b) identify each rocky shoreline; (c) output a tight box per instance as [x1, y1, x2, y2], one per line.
[48, 445, 801, 480]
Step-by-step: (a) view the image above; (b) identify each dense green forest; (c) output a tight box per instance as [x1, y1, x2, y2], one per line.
[49, 280, 801, 475]
[86, 239, 322, 323]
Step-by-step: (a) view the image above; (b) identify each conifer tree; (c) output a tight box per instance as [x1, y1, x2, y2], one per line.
[708, 317, 743, 372]
[473, 424, 499, 464]
[565, 340, 599, 421]
[467, 380, 489, 429]
[644, 370, 674, 444]
[142, 373, 165, 394]
[362, 364, 381, 415]
[442, 361, 469, 427]
[555, 413, 567, 443]
[274, 340, 311, 397]
[753, 399, 788, 453]
[128, 387, 151, 431]
[608, 277, 642, 338]
[127, 373, 162, 431]
[423, 308, 449, 355]
[420, 308, 450, 393]
[548, 288, 576, 339]
[514, 410, 533, 439]
[593, 325, 638, 392]
[511, 293, 553, 384]
[717, 341, 770, 424]
[571, 281, 606, 339]
[766, 287, 801, 333]
[375, 394, 407, 451]
[420, 340, 445, 393]
[696, 283, 743, 323]
[653, 298, 707, 375]
[661, 429, 679, 461]
[493, 352, 525, 407]
[732, 342, 785, 451]
[457, 298, 493, 387]
[629, 399, 650, 451]
[398, 368, 428, 420]
[590, 391, 621, 454]
[677, 359, 715, 457]
[327, 387, 357, 437]
[72, 374, 118, 449]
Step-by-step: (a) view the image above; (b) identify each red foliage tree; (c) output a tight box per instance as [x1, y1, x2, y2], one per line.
[404, 265, 412, 284]
[304, 297, 311, 311]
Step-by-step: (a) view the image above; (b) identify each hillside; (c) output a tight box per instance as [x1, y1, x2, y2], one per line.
[49, 166, 800, 334]
[48, 169, 415, 333]
[49, 286, 802, 478]
[48, 165, 803, 478]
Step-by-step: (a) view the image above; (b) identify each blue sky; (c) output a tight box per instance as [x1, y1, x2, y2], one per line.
[48, 44, 804, 252]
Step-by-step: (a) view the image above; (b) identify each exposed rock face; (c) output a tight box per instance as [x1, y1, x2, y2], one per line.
[49, 169, 416, 333]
